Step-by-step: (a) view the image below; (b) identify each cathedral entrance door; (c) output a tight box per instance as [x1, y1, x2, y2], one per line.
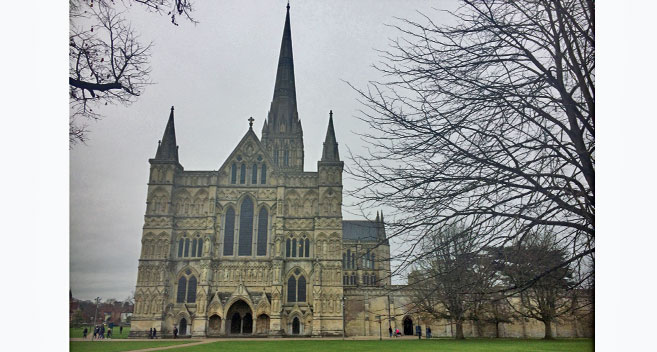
[180, 318, 187, 336]
[243, 313, 253, 334]
[226, 300, 253, 335]
[230, 313, 241, 334]
[403, 316, 413, 335]
[292, 317, 300, 334]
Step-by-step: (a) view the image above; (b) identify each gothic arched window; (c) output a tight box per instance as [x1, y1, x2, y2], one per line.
[178, 238, 184, 257]
[371, 253, 375, 269]
[292, 238, 297, 257]
[287, 276, 296, 303]
[261, 164, 267, 184]
[176, 276, 187, 303]
[287, 269, 306, 303]
[184, 238, 190, 257]
[297, 276, 306, 302]
[346, 250, 351, 269]
[240, 164, 246, 184]
[197, 238, 203, 257]
[223, 207, 235, 256]
[284, 150, 289, 166]
[176, 270, 197, 303]
[286, 238, 291, 257]
[187, 276, 197, 303]
[238, 197, 254, 256]
[231, 163, 237, 184]
[191, 238, 197, 257]
[257, 207, 268, 256]
[252, 164, 258, 184]
[304, 238, 310, 257]
[343, 253, 346, 269]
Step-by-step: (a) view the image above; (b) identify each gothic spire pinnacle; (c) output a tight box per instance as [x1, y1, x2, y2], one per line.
[266, 3, 298, 130]
[375, 211, 380, 222]
[154, 106, 179, 162]
[321, 110, 340, 161]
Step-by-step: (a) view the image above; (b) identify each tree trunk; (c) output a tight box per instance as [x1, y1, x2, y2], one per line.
[495, 321, 500, 338]
[543, 319, 553, 340]
[455, 321, 465, 340]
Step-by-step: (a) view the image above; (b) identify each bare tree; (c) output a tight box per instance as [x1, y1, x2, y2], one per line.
[409, 225, 495, 339]
[494, 232, 575, 339]
[349, 0, 594, 287]
[69, 0, 195, 145]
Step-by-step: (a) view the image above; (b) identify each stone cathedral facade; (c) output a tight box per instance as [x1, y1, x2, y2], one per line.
[130, 6, 392, 338]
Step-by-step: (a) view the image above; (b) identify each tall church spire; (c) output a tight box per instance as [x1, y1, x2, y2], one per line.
[321, 110, 340, 161]
[154, 106, 179, 162]
[269, 3, 298, 130]
[261, 4, 304, 171]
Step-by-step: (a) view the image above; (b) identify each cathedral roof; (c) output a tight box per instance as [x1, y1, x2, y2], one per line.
[342, 220, 386, 243]
[217, 122, 276, 173]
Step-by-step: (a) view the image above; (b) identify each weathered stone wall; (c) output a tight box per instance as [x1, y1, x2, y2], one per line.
[342, 287, 593, 338]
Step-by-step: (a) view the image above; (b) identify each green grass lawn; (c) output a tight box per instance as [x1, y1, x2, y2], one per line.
[70, 340, 195, 352]
[70, 326, 131, 339]
[150, 338, 593, 352]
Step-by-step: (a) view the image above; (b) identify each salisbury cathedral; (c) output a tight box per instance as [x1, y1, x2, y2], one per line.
[131, 5, 393, 337]
[130, 5, 591, 339]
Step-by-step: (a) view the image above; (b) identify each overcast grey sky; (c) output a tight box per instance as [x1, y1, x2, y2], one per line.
[69, 0, 458, 301]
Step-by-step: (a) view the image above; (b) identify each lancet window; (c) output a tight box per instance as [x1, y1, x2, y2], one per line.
[257, 207, 268, 256]
[286, 268, 306, 303]
[238, 197, 254, 256]
[223, 207, 235, 256]
[176, 269, 197, 303]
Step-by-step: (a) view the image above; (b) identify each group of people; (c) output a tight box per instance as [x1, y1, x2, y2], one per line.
[387, 326, 432, 339]
[82, 325, 123, 340]
[149, 328, 157, 339]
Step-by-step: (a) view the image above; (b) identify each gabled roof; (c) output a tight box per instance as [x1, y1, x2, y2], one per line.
[217, 126, 277, 174]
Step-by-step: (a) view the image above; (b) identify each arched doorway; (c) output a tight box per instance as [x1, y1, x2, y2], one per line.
[256, 314, 270, 334]
[226, 299, 253, 335]
[243, 313, 253, 334]
[403, 316, 413, 335]
[230, 313, 241, 334]
[292, 317, 300, 335]
[179, 318, 188, 336]
[208, 315, 222, 335]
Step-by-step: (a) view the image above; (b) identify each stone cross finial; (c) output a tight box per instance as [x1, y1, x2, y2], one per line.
[248, 116, 255, 128]
[329, 110, 333, 118]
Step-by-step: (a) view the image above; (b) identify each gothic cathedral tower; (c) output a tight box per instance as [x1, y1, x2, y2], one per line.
[261, 4, 304, 171]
